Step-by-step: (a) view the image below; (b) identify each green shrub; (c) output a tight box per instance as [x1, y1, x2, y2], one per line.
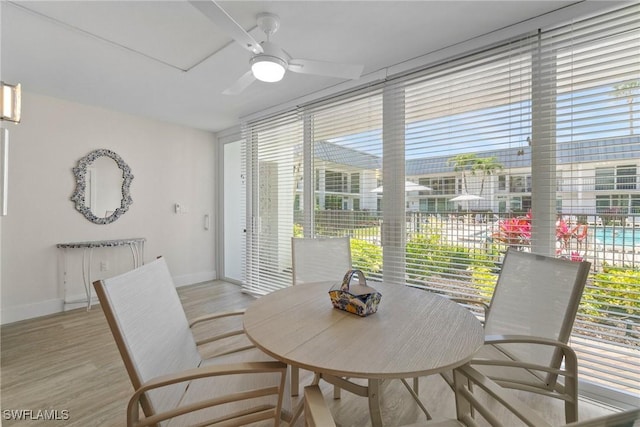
[405, 232, 471, 283]
[581, 266, 640, 324]
[468, 248, 502, 298]
[351, 238, 382, 275]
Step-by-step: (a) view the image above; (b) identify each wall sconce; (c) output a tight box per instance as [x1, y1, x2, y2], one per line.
[1, 81, 22, 123]
[1, 81, 21, 216]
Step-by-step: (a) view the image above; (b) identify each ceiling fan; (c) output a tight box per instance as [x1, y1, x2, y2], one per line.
[189, 1, 365, 95]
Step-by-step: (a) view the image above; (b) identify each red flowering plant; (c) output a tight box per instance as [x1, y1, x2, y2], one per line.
[556, 217, 573, 246]
[491, 210, 584, 261]
[491, 212, 532, 250]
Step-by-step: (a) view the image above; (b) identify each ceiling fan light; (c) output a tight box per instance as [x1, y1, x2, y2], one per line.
[251, 56, 286, 83]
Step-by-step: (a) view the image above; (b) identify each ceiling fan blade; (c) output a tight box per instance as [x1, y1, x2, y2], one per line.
[288, 59, 363, 80]
[189, 1, 263, 54]
[223, 71, 256, 95]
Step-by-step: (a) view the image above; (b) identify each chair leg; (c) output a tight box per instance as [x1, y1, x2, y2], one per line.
[565, 399, 578, 424]
[333, 384, 341, 399]
[400, 378, 432, 420]
[291, 366, 299, 397]
[413, 377, 419, 394]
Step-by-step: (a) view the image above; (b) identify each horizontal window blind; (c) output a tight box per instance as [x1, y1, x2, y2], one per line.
[538, 4, 640, 400]
[305, 90, 384, 280]
[396, 34, 535, 300]
[242, 3, 639, 402]
[242, 112, 302, 295]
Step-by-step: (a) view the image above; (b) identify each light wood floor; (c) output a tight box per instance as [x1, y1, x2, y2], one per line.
[1, 281, 619, 426]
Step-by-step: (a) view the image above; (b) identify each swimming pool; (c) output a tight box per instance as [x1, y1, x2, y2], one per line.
[594, 227, 640, 248]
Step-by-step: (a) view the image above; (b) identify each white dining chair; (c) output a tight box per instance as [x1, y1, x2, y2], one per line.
[291, 236, 352, 397]
[438, 248, 591, 424]
[94, 257, 289, 427]
[291, 236, 352, 286]
[303, 366, 640, 427]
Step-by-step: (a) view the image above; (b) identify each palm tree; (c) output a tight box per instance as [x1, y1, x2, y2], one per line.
[448, 153, 504, 196]
[612, 81, 639, 135]
[472, 156, 504, 197]
[448, 153, 478, 194]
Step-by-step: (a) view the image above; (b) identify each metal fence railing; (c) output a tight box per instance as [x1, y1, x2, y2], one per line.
[307, 210, 639, 270]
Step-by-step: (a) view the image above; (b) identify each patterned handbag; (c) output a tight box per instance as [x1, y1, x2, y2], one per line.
[328, 269, 382, 317]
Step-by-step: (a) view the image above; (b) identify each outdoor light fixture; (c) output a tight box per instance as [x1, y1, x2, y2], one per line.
[1, 81, 22, 123]
[250, 41, 287, 83]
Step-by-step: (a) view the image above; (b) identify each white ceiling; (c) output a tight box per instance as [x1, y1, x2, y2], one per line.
[0, 1, 618, 133]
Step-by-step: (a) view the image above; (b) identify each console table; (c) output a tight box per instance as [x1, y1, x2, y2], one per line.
[57, 238, 146, 310]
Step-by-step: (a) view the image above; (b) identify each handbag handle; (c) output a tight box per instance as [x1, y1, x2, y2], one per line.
[340, 269, 366, 291]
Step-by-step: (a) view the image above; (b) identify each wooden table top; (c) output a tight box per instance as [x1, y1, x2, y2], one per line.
[243, 281, 484, 380]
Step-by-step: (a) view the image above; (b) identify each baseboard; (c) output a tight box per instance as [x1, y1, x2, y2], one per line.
[1, 298, 63, 325]
[1, 270, 217, 325]
[173, 270, 217, 287]
[580, 380, 640, 410]
[62, 292, 99, 311]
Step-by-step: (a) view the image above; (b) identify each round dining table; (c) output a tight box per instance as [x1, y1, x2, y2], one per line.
[243, 281, 484, 426]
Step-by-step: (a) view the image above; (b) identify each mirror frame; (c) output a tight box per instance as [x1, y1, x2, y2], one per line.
[71, 149, 133, 225]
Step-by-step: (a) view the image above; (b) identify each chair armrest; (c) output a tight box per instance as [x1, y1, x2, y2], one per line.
[482, 334, 577, 365]
[189, 309, 246, 328]
[484, 334, 574, 348]
[127, 361, 287, 427]
[449, 297, 490, 321]
[455, 364, 553, 427]
[472, 334, 578, 398]
[189, 309, 254, 354]
[477, 334, 578, 370]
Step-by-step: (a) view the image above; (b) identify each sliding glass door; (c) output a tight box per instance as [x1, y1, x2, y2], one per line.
[243, 116, 302, 294]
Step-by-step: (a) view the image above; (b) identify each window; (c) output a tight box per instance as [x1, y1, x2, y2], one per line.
[616, 165, 637, 190]
[243, 3, 640, 404]
[419, 176, 456, 195]
[325, 170, 347, 193]
[632, 195, 640, 213]
[350, 173, 360, 193]
[595, 167, 615, 190]
[498, 174, 506, 191]
[596, 194, 638, 215]
[595, 165, 636, 191]
[548, 4, 640, 403]
[509, 175, 531, 193]
[309, 91, 384, 279]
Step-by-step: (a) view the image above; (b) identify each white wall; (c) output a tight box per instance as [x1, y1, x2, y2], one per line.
[0, 91, 218, 324]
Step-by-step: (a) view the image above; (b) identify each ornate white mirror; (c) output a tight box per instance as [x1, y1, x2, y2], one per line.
[71, 149, 133, 224]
